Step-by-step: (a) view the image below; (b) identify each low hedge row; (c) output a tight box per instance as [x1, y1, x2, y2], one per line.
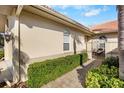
[86, 56, 124, 88]
[27, 52, 88, 88]
[82, 52, 88, 63]
[0, 50, 4, 59]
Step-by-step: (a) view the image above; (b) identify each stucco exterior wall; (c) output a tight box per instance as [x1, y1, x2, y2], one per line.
[0, 15, 6, 32]
[105, 33, 118, 57]
[0, 9, 89, 83]
[20, 11, 86, 62]
[87, 39, 92, 59]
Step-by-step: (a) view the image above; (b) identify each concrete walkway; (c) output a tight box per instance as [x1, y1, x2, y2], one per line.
[42, 66, 83, 88]
[42, 58, 103, 88]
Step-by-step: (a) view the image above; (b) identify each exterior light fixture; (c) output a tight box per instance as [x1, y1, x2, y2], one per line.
[4, 31, 12, 42]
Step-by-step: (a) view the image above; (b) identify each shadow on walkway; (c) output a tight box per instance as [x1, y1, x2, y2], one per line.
[76, 57, 103, 87]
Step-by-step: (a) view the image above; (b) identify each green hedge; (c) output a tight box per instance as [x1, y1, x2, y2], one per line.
[86, 56, 124, 88]
[27, 52, 88, 88]
[103, 56, 119, 68]
[0, 50, 4, 59]
[82, 52, 88, 63]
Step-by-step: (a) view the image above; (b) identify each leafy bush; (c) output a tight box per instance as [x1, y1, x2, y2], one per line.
[86, 69, 124, 88]
[86, 57, 124, 88]
[103, 56, 119, 68]
[27, 52, 88, 88]
[0, 50, 4, 59]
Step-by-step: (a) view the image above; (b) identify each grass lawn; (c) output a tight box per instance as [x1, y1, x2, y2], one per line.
[27, 52, 88, 88]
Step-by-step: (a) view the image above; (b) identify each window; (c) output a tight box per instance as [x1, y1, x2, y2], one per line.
[63, 30, 70, 51]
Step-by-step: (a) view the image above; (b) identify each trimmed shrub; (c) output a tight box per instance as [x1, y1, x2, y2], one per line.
[103, 56, 119, 68]
[27, 52, 88, 88]
[82, 51, 88, 63]
[86, 57, 124, 88]
[0, 50, 4, 59]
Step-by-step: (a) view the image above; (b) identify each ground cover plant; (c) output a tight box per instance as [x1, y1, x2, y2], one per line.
[86, 56, 124, 88]
[27, 52, 88, 88]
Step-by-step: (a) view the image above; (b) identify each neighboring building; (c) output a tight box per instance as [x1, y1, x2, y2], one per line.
[91, 20, 118, 57]
[0, 5, 93, 83]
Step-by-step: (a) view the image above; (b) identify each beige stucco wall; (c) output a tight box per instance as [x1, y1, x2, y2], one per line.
[0, 15, 6, 32]
[105, 33, 118, 57]
[20, 11, 86, 62]
[87, 39, 92, 59]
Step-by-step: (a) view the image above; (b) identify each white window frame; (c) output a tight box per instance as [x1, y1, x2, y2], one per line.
[63, 29, 70, 51]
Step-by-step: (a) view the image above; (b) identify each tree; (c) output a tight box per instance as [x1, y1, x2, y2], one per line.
[118, 5, 124, 80]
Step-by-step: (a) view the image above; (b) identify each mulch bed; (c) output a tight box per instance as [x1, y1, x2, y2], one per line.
[11, 82, 28, 88]
[0, 82, 6, 88]
[0, 81, 28, 88]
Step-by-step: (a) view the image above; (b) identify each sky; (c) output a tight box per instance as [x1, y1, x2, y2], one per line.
[50, 5, 117, 27]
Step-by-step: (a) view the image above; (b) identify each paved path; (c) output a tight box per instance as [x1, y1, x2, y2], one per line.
[42, 66, 83, 88]
[42, 58, 103, 88]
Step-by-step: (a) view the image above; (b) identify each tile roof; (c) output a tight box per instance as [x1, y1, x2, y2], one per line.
[91, 20, 118, 33]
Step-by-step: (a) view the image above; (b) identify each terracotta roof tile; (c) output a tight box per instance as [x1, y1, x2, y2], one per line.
[91, 20, 118, 33]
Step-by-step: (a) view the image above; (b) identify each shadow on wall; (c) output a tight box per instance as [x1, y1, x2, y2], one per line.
[0, 65, 13, 83]
[71, 33, 83, 54]
[3, 14, 30, 82]
[12, 48, 30, 82]
[12, 34, 30, 82]
[20, 11, 65, 33]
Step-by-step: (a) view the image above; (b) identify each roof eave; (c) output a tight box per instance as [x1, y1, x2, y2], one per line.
[94, 31, 118, 35]
[25, 5, 94, 36]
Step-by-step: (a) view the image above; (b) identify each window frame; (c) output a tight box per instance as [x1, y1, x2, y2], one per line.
[63, 30, 70, 51]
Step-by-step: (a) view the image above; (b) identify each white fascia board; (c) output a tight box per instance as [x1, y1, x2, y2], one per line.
[16, 5, 23, 16]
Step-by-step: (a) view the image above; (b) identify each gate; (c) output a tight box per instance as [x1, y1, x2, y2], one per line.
[92, 37, 118, 58]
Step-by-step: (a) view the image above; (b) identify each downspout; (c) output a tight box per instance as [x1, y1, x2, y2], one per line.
[18, 16, 21, 82]
[86, 36, 88, 53]
[73, 34, 76, 54]
[15, 5, 23, 83]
